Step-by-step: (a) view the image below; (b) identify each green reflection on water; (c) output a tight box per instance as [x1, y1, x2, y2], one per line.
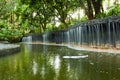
[0, 44, 120, 80]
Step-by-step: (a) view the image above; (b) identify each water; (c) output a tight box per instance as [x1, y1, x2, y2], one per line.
[0, 44, 120, 80]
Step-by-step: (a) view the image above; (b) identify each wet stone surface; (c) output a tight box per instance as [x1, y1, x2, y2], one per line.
[0, 44, 20, 57]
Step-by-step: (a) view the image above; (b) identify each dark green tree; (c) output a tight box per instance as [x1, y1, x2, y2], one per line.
[20, 0, 79, 30]
[20, 0, 54, 32]
[52, 0, 79, 28]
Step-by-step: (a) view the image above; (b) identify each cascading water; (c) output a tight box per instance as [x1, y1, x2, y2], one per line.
[22, 15, 120, 51]
[43, 33, 48, 43]
[22, 36, 32, 43]
[63, 15, 120, 49]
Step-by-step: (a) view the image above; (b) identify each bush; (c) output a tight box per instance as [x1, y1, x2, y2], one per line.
[0, 20, 23, 43]
[80, 16, 88, 22]
[96, 5, 120, 18]
[106, 5, 120, 16]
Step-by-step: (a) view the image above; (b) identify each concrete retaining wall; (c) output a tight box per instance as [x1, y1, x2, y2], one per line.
[0, 44, 20, 57]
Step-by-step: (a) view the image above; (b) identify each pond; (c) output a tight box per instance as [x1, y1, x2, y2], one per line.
[0, 44, 120, 80]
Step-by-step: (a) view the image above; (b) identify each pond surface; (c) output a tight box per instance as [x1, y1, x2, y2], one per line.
[0, 44, 120, 80]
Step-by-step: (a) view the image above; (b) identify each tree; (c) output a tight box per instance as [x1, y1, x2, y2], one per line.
[20, 0, 79, 30]
[78, 0, 103, 20]
[52, 0, 79, 28]
[91, 0, 103, 17]
[0, 0, 6, 18]
[19, 0, 54, 32]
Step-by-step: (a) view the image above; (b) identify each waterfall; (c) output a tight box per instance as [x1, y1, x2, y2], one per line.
[64, 15, 120, 49]
[78, 26, 82, 45]
[67, 31, 70, 45]
[22, 15, 120, 50]
[43, 33, 48, 43]
[22, 36, 32, 43]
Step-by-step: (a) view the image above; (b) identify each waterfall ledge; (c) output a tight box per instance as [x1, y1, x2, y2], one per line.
[23, 42, 120, 53]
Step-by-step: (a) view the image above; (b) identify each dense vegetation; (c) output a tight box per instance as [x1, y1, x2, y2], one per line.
[0, 0, 120, 42]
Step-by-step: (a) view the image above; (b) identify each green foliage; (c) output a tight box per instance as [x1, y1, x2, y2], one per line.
[58, 23, 66, 30]
[69, 18, 80, 25]
[0, 28, 23, 42]
[96, 5, 120, 18]
[46, 24, 55, 31]
[19, 0, 55, 30]
[80, 16, 88, 22]
[0, 20, 23, 42]
[0, 20, 9, 28]
[1, 0, 120, 43]
[53, 0, 79, 28]
[95, 12, 107, 18]
[106, 5, 120, 16]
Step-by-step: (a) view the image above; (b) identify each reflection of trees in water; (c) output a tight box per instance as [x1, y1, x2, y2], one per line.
[26, 44, 120, 80]
[60, 58, 90, 80]
[0, 44, 120, 80]
[88, 52, 120, 80]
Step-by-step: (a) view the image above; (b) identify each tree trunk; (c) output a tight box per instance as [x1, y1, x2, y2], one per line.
[59, 15, 68, 28]
[62, 20, 68, 28]
[86, 0, 94, 20]
[91, 0, 103, 17]
[41, 23, 46, 32]
[78, 0, 103, 19]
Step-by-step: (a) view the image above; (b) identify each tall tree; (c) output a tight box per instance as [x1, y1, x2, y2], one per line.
[20, 0, 54, 32]
[0, 0, 17, 26]
[20, 0, 79, 30]
[78, 0, 103, 20]
[91, 0, 103, 17]
[0, 0, 6, 17]
[52, 0, 79, 28]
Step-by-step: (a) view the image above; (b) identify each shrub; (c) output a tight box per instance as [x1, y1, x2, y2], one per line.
[106, 5, 120, 16]
[0, 20, 23, 42]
